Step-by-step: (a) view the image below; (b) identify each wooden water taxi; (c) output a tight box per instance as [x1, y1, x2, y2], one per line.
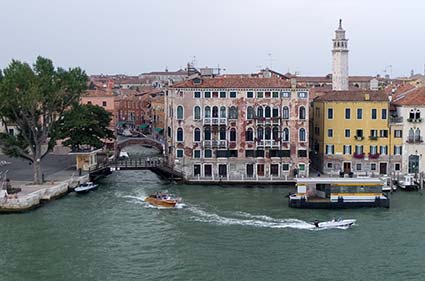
[144, 194, 177, 208]
[289, 177, 389, 208]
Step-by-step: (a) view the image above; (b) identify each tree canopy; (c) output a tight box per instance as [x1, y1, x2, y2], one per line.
[0, 56, 88, 183]
[56, 103, 114, 151]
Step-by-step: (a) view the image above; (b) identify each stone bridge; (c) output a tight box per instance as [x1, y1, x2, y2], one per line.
[116, 137, 164, 156]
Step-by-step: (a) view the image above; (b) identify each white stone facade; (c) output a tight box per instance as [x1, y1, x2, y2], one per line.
[395, 106, 425, 174]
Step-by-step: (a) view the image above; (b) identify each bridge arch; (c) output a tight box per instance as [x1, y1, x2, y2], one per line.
[116, 137, 164, 157]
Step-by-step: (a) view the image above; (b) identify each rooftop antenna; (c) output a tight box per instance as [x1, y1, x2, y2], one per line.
[267, 53, 276, 69]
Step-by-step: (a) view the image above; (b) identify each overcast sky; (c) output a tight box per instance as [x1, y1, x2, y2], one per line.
[1, 0, 424, 77]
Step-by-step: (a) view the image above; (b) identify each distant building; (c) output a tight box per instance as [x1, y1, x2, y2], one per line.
[81, 89, 119, 129]
[165, 76, 310, 182]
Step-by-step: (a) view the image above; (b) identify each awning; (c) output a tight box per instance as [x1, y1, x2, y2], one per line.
[154, 127, 164, 133]
[117, 121, 126, 126]
[139, 124, 149, 129]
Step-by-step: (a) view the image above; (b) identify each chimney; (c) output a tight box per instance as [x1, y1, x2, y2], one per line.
[364, 93, 370, 101]
[290, 78, 297, 89]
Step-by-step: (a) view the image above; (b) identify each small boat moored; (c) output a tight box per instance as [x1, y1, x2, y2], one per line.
[74, 182, 98, 194]
[144, 193, 179, 208]
[397, 175, 419, 191]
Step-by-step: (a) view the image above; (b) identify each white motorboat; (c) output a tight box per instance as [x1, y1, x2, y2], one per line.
[397, 175, 418, 191]
[313, 219, 356, 229]
[74, 182, 98, 194]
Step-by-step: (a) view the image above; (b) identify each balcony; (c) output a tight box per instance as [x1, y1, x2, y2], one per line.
[368, 153, 380, 159]
[353, 152, 365, 159]
[257, 139, 280, 148]
[202, 140, 227, 148]
[407, 118, 423, 123]
[369, 136, 378, 141]
[354, 136, 364, 141]
[407, 137, 424, 144]
[203, 117, 227, 126]
[390, 116, 403, 123]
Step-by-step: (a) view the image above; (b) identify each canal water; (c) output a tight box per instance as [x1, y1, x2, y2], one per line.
[2, 170, 425, 280]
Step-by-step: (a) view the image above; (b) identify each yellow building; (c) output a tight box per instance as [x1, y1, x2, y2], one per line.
[312, 90, 400, 176]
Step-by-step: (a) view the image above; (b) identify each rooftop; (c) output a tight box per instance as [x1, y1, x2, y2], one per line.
[172, 76, 298, 89]
[314, 90, 388, 102]
[392, 86, 425, 106]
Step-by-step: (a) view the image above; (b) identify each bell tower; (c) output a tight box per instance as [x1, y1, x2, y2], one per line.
[332, 19, 349, 91]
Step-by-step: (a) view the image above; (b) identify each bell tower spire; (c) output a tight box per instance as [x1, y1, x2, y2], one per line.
[332, 19, 349, 91]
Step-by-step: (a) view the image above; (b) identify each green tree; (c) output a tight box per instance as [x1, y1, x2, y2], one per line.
[56, 104, 114, 151]
[0, 56, 87, 184]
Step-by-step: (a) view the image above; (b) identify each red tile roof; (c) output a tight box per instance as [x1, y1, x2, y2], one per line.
[84, 89, 117, 97]
[172, 77, 297, 89]
[314, 90, 388, 102]
[392, 86, 425, 105]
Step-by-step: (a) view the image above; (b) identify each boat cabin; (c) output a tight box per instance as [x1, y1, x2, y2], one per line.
[289, 177, 389, 208]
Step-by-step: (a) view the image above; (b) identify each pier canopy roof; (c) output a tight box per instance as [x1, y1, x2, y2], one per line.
[296, 177, 384, 185]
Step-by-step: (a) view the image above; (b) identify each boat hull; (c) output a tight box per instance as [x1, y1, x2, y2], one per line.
[289, 197, 390, 209]
[144, 197, 177, 208]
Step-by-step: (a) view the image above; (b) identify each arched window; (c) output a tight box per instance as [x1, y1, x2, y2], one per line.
[212, 106, 219, 118]
[282, 128, 289, 142]
[299, 128, 306, 142]
[265, 106, 271, 118]
[282, 106, 289, 119]
[265, 126, 272, 140]
[409, 128, 414, 142]
[177, 127, 183, 142]
[194, 106, 201, 120]
[272, 107, 279, 118]
[409, 109, 415, 120]
[194, 128, 201, 142]
[220, 106, 226, 118]
[230, 128, 236, 142]
[299, 106, 306, 120]
[219, 126, 226, 140]
[246, 128, 253, 141]
[177, 105, 184, 120]
[416, 109, 421, 120]
[247, 106, 254, 119]
[415, 128, 421, 141]
[257, 106, 263, 118]
[205, 106, 211, 118]
[272, 126, 279, 140]
[204, 127, 211, 140]
[257, 127, 264, 140]
[229, 106, 238, 119]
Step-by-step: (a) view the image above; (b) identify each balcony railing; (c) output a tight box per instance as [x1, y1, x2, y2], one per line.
[390, 116, 403, 123]
[202, 140, 227, 148]
[257, 139, 280, 147]
[368, 153, 380, 159]
[407, 137, 424, 143]
[407, 118, 423, 123]
[256, 117, 280, 125]
[203, 117, 227, 125]
[353, 152, 365, 159]
[354, 136, 364, 141]
[369, 136, 378, 141]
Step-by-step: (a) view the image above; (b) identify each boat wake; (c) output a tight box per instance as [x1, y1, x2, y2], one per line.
[188, 208, 353, 230]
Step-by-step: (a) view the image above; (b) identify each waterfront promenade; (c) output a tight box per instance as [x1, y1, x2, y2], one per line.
[0, 154, 88, 213]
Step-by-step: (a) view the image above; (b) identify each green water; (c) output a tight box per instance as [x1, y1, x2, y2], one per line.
[1, 170, 425, 281]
